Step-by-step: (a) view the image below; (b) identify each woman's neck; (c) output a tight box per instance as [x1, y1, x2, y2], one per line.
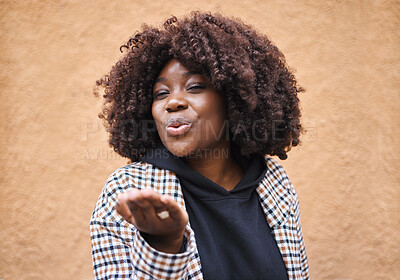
[183, 145, 243, 191]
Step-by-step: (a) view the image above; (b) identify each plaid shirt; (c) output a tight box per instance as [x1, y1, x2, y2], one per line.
[90, 157, 309, 279]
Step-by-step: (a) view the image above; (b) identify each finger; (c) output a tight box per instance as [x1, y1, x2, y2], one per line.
[130, 191, 157, 218]
[160, 195, 188, 222]
[120, 191, 147, 223]
[115, 193, 131, 218]
[116, 193, 138, 225]
[140, 188, 165, 210]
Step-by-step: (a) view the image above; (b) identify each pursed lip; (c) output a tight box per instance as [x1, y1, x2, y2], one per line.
[165, 116, 192, 136]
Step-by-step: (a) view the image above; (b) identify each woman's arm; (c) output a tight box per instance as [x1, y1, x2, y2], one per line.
[291, 186, 310, 279]
[90, 168, 196, 280]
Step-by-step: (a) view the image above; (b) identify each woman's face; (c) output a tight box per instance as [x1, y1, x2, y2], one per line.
[152, 59, 228, 157]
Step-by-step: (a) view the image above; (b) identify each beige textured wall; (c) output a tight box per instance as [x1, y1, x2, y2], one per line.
[1, 1, 399, 279]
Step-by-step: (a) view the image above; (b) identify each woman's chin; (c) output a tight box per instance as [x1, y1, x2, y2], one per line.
[163, 142, 196, 158]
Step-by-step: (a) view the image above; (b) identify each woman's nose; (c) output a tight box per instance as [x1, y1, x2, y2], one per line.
[165, 91, 188, 112]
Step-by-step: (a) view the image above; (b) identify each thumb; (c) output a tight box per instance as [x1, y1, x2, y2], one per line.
[116, 194, 135, 225]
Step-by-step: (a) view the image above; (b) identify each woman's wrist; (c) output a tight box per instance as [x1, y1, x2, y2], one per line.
[141, 231, 185, 254]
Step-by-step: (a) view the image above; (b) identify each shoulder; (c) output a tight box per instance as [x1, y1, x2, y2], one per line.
[104, 161, 177, 192]
[106, 161, 151, 183]
[264, 156, 291, 186]
[92, 162, 178, 220]
[262, 156, 299, 201]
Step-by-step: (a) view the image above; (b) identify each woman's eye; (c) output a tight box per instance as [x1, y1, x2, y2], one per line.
[187, 84, 207, 91]
[153, 91, 169, 98]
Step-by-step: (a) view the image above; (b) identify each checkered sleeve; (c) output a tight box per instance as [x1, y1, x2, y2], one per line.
[262, 157, 310, 279]
[290, 184, 310, 279]
[90, 166, 197, 280]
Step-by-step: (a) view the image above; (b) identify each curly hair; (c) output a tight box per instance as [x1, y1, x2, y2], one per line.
[94, 11, 303, 162]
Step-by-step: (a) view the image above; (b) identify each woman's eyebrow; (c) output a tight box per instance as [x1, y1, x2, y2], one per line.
[154, 77, 166, 84]
[184, 71, 201, 77]
[155, 71, 201, 84]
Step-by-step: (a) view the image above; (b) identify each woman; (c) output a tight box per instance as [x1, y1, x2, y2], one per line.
[90, 11, 309, 280]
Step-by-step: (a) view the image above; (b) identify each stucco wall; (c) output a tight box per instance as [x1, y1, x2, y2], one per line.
[0, 1, 399, 279]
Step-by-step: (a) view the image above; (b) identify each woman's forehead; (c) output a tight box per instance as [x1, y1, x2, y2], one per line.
[156, 59, 206, 79]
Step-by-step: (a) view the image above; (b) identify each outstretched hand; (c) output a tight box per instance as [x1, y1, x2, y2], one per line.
[116, 188, 188, 253]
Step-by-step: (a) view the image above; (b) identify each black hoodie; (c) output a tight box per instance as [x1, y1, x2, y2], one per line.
[141, 145, 288, 280]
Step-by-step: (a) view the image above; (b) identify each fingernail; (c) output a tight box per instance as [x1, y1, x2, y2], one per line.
[160, 196, 168, 203]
